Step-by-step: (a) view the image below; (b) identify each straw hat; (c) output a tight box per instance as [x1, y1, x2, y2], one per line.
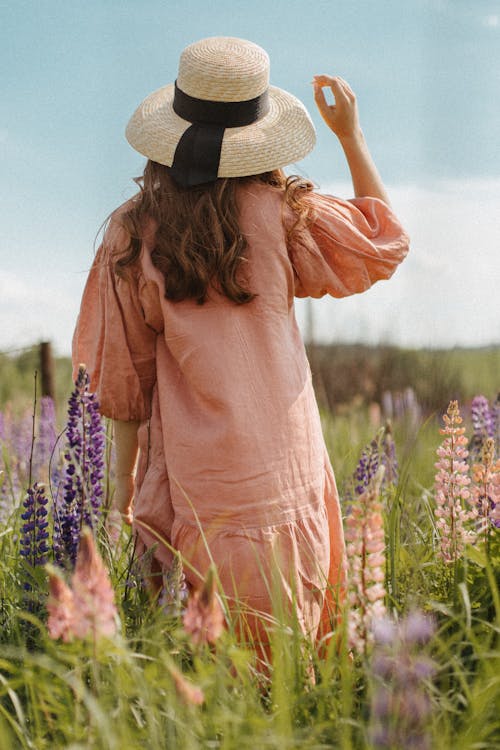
[125, 36, 316, 188]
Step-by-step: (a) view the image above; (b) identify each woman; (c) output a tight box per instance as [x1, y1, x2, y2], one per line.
[73, 36, 409, 656]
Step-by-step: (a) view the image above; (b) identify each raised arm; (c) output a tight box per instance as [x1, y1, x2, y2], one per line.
[312, 75, 390, 206]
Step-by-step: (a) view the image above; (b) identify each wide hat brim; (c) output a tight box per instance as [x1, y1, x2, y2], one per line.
[125, 83, 316, 178]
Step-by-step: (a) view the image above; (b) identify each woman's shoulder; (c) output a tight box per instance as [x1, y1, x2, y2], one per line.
[237, 180, 285, 222]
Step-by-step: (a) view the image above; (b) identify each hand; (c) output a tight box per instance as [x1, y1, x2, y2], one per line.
[113, 474, 135, 526]
[312, 75, 361, 141]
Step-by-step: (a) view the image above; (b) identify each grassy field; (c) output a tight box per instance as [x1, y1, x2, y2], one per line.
[1, 343, 499, 415]
[0, 346, 498, 748]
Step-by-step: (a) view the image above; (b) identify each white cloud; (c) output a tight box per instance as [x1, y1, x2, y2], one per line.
[482, 14, 499, 28]
[0, 270, 80, 356]
[296, 178, 500, 348]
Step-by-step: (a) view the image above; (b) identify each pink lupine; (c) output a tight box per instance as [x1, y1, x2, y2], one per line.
[47, 567, 76, 642]
[46, 527, 118, 642]
[345, 466, 387, 653]
[434, 401, 477, 563]
[183, 566, 224, 646]
[168, 664, 205, 705]
[471, 438, 500, 542]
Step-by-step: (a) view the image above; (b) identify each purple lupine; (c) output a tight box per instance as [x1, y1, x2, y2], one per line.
[492, 393, 500, 456]
[381, 421, 399, 487]
[343, 423, 398, 508]
[32, 396, 58, 484]
[0, 407, 33, 513]
[370, 611, 436, 750]
[53, 365, 105, 568]
[469, 395, 494, 464]
[354, 437, 381, 496]
[19, 482, 50, 589]
[11, 409, 34, 486]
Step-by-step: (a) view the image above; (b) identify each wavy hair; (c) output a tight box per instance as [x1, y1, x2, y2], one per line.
[115, 160, 314, 305]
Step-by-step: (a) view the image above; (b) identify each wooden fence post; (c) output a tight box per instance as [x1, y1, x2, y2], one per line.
[40, 341, 55, 400]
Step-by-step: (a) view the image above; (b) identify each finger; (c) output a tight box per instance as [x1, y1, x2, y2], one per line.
[336, 77, 356, 100]
[313, 74, 337, 86]
[329, 77, 350, 102]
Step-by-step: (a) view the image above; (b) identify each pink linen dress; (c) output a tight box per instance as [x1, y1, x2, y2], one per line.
[73, 182, 409, 646]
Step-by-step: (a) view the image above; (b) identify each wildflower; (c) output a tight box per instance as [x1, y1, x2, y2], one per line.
[32, 396, 58, 484]
[183, 566, 224, 646]
[469, 395, 494, 463]
[434, 400, 476, 564]
[46, 527, 118, 642]
[380, 421, 398, 486]
[343, 423, 398, 508]
[19, 483, 50, 588]
[47, 566, 76, 642]
[492, 393, 500, 455]
[53, 365, 105, 568]
[71, 528, 118, 639]
[385, 387, 421, 426]
[159, 551, 189, 617]
[370, 611, 436, 750]
[471, 438, 500, 540]
[0, 405, 32, 514]
[168, 663, 205, 705]
[345, 466, 387, 653]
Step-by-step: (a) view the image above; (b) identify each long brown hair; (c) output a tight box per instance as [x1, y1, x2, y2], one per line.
[115, 160, 313, 305]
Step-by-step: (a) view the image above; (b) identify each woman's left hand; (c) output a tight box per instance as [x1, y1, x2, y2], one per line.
[113, 474, 135, 526]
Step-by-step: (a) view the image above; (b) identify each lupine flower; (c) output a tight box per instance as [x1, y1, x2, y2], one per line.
[71, 527, 118, 639]
[53, 365, 105, 568]
[345, 466, 387, 653]
[0, 406, 32, 515]
[384, 387, 421, 426]
[159, 551, 189, 617]
[168, 663, 205, 705]
[471, 438, 500, 539]
[183, 566, 224, 646]
[492, 393, 500, 455]
[370, 611, 436, 750]
[47, 567, 77, 642]
[491, 472, 500, 528]
[380, 421, 398, 487]
[32, 396, 58, 484]
[343, 424, 398, 509]
[47, 527, 118, 642]
[469, 395, 494, 464]
[434, 401, 477, 563]
[19, 483, 50, 589]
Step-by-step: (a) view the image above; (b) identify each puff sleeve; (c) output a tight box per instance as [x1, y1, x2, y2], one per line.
[72, 216, 159, 421]
[287, 193, 409, 298]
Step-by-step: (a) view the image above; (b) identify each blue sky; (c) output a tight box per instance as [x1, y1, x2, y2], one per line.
[1, 0, 499, 353]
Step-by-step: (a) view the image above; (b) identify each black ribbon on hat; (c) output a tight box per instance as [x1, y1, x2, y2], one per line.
[170, 82, 270, 188]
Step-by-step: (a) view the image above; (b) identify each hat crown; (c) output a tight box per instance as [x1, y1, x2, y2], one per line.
[177, 37, 270, 103]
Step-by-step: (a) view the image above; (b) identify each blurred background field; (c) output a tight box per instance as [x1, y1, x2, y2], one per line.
[2, 340, 497, 506]
[1, 342, 498, 417]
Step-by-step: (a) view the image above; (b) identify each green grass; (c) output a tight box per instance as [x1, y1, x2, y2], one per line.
[0, 361, 499, 748]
